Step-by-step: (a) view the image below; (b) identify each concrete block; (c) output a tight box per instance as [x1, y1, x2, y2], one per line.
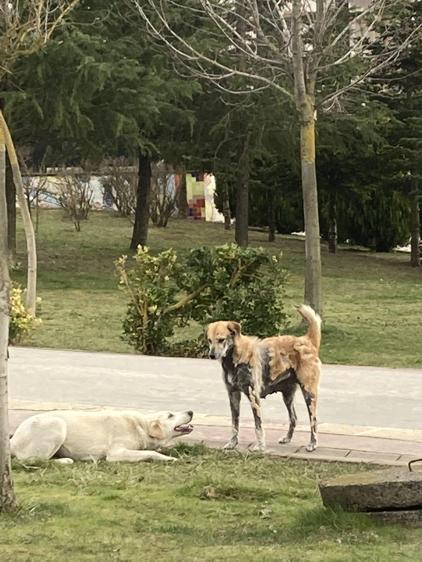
[319, 468, 422, 511]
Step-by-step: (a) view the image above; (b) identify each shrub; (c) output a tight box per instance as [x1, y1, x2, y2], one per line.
[9, 285, 39, 344]
[149, 165, 177, 228]
[101, 161, 136, 219]
[170, 336, 209, 358]
[180, 245, 288, 338]
[117, 244, 288, 355]
[116, 248, 185, 355]
[57, 173, 93, 231]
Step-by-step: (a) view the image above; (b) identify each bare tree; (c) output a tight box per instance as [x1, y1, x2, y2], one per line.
[22, 174, 49, 233]
[0, 1, 79, 72]
[57, 172, 93, 232]
[150, 162, 177, 227]
[100, 161, 137, 220]
[0, 0, 80, 513]
[133, 0, 420, 313]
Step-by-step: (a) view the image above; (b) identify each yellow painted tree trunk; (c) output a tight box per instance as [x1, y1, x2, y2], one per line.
[291, 0, 322, 314]
[300, 99, 322, 313]
[0, 111, 37, 316]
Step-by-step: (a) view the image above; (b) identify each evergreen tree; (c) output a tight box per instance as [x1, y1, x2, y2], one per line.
[369, 0, 422, 263]
[3, 0, 199, 247]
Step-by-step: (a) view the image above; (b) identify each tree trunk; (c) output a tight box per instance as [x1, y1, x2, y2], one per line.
[235, 133, 250, 248]
[235, 174, 249, 247]
[130, 150, 152, 249]
[176, 168, 188, 219]
[0, 126, 17, 513]
[0, 111, 37, 317]
[328, 195, 337, 254]
[5, 156, 16, 265]
[410, 188, 420, 267]
[268, 190, 276, 242]
[292, 0, 322, 314]
[300, 112, 322, 313]
[222, 184, 231, 230]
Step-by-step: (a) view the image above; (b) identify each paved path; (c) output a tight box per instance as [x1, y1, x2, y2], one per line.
[8, 347, 422, 466]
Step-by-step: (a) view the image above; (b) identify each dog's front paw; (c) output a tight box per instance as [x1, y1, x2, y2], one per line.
[305, 442, 317, 452]
[248, 442, 266, 453]
[163, 455, 178, 462]
[223, 438, 238, 450]
[55, 458, 74, 465]
[278, 436, 291, 445]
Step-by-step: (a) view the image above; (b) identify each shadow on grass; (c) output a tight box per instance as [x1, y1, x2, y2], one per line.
[285, 505, 407, 546]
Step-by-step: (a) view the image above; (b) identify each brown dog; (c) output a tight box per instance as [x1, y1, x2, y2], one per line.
[207, 305, 322, 452]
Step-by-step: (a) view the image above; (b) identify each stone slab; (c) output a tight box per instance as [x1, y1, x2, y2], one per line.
[368, 510, 422, 526]
[319, 468, 422, 511]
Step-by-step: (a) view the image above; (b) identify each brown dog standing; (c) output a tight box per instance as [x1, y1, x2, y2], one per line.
[207, 305, 322, 452]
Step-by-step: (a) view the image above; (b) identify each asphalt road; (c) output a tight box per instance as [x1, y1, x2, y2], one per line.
[8, 347, 422, 430]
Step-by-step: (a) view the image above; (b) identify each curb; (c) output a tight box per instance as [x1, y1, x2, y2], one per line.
[9, 399, 422, 443]
[9, 403, 422, 467]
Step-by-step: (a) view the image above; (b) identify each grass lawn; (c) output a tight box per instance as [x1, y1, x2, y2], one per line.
[13, 209, 422, 367]
[2, 446, 420, 561]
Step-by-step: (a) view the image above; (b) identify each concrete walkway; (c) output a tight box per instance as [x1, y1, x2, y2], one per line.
[8, 347, 422, 466]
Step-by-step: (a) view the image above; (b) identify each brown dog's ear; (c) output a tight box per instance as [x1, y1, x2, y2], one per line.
[227, 321, 241, 337]
[148, 421, 165, 440]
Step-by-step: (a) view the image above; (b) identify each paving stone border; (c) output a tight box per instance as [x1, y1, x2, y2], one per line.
[9, 408, 422, 466]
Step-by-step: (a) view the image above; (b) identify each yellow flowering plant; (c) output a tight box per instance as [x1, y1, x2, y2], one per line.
[9, 284, 40, 344]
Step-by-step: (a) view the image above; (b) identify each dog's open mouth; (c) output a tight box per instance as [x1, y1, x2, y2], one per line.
[174, 424, 194, 434]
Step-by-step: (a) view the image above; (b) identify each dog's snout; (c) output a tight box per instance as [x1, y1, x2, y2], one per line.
[209, 350, 216, 359]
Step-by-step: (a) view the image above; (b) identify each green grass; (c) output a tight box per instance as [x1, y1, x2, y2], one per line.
[13, 209, 422, 367]
[2, 446, 420, 561]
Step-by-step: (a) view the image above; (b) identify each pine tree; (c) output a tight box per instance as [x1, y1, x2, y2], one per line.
[369, 0, 422, 264]
[4, 0, 199, 247]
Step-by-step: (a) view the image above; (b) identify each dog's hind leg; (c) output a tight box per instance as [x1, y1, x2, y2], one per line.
[224, 388, 241, 450]
[10, 416, 67, 461]
[295, 355, 321, 452]
[279, 384, 298, 445]
[246, 386, 265, 452]
[300, 383, 318, 452]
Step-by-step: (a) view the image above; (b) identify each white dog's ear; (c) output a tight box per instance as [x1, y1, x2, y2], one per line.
[149, 421, 165, 440]
[228, 321, 241, 336]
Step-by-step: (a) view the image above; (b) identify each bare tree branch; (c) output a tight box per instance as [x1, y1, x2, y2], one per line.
[129, 0, 420, 313]
[0, 0, 80, 79]
[133, 0, 294, 99]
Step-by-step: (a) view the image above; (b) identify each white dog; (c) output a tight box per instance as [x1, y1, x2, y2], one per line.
[10, 409, 194, 464]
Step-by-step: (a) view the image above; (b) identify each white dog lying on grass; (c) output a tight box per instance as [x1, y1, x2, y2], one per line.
[10, 409, 194, 464]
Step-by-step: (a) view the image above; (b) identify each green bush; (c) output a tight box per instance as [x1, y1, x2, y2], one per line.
[180, 245, 288, 338]
[115, 248, 184, 355]
[117, 244, 288, 355]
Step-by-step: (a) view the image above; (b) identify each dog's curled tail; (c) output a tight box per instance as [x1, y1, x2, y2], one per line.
[296, 304, 322, 351]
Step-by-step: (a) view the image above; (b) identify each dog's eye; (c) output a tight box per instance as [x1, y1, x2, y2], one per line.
[218, 338, 225, 344]
[167, 413, 174, 419]
[208, 338, 212, 344]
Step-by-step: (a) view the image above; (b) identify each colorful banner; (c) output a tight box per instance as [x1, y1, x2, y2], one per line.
[186, 173, 206, 220]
